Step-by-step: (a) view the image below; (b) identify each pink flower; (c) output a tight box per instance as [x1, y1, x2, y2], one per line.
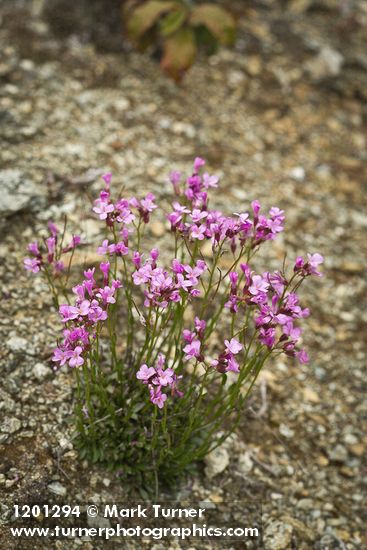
[157, 367, 175, 387]
[54, 261, 64, 272]
[149, 387, 167, 409]
[46, 237, 56, 256]
[229, 271, 238, 288]
[227, 356, 240, 373]
[169, 170, 182, 195]
[59, 304, 79, 322]
[295, 349, 309, 364]
[194, 157, 205, 172]
[84, 268, 95, 280]
[78, 299, 91, 316]
[24, 257, 40, 273]
[132, 193, 158, 223]
[69, 346, 84, 368]
[190, 224, 206, 240]
[115, 199, 135, 224]
[93, 199, 114, 220]
[202, 173, 219, 189]
[130, 252, 141, 271]
[307, 253, 324, 276]
[73, 283, 86, 300]
[172, 259, 184, 274]
[88, 300, 108, 322]
[183, 339, 201, 360]
[191, 209, 208, 223]
[97, 239, 114, 255]
[71, 235, 81, 248]
[295, 253, 324, 277]
[258, 327, 276, 348]
[182, 329, 195, 343]
[52, 347, 71, 366]
[251, 200, 261, 217]
[224, 338, 243, 355]
[141, 193, 157, 213]
[102, 172, 112, 186]
[48, 221, 58, 237]
[136, 364, 156, 383]
[283, 322, 302, 341]
[169, 170, 182, 185]
[96, 286, 116, 304]
[99, 262, 110, 277]
[173, 202, 190, 215]
[27, 241, 40, 256]
[114, 242, 129, 256]
[194, 317, 206, 338]
[294, 256, 304, 270]
[269, 206, 284, 220]
[84, 279, 95, 297]
[132, 264, 153, 285]
[249, 275, 269, 296]
[150, 248, 159, 261]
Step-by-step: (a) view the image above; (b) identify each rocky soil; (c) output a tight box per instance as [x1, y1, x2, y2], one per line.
[0, 0, 366, 548]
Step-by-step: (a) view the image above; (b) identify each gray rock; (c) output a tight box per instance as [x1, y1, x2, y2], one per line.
[32, 362, 50, 380]
[264, 520, 293, 550]
[204, 446, 230, 479]
[1, 417, 21, 434]
[328, 444, 348, 463]
[0, 389, 16, 413]
[317, 533, 346, 549]
[237, 452, 253, 475]
[0, 169, 41, 217]
[306, 46, 344, 80]
[289, 166, 305, 182]
[297, 498, 315, 510]
[279, 423, 295, 439]
[48, 481, 67, 496]
[7, 336, 29, 353]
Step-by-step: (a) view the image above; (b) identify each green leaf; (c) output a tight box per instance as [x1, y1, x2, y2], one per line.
[161, 27, 197, 81]
[190, 4, 236, 45]
[160, 8, 187, 37]
[127, 1, 177, 40]
[92, 445, 100, 463]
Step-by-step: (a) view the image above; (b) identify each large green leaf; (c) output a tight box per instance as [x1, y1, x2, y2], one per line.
[190, 4, 236, 45]
[127, 1, 177, 40]
[161, 27, 197, 81]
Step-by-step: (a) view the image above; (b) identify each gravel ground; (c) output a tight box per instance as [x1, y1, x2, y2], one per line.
[0, 1, 366, 549]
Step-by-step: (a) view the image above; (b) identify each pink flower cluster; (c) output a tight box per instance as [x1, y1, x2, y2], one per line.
[136, 354, 182, 408]
[182, 317, 206, 361]
[182, 319, 243, 373]
[93, 172, 157, 226]
[225, 255, 324, 364]
[132, 250, 206, 309]
[24, 221, 81, 274]
[211, 338, 243, 373]
[51, 263, 121, 369]
[97, 230, 129, 258]
[168, 158, 284, 252]
[294, 253, 324, 277]
[23, 160, 324, 415]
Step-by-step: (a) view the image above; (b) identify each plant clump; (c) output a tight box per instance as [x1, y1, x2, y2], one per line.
[124, 1, 236, 81]
[24, 158, 323, 490]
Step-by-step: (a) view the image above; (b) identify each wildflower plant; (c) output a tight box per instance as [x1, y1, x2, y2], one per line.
[24, 159, 323, 490]
[124, 1, 236, 81]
